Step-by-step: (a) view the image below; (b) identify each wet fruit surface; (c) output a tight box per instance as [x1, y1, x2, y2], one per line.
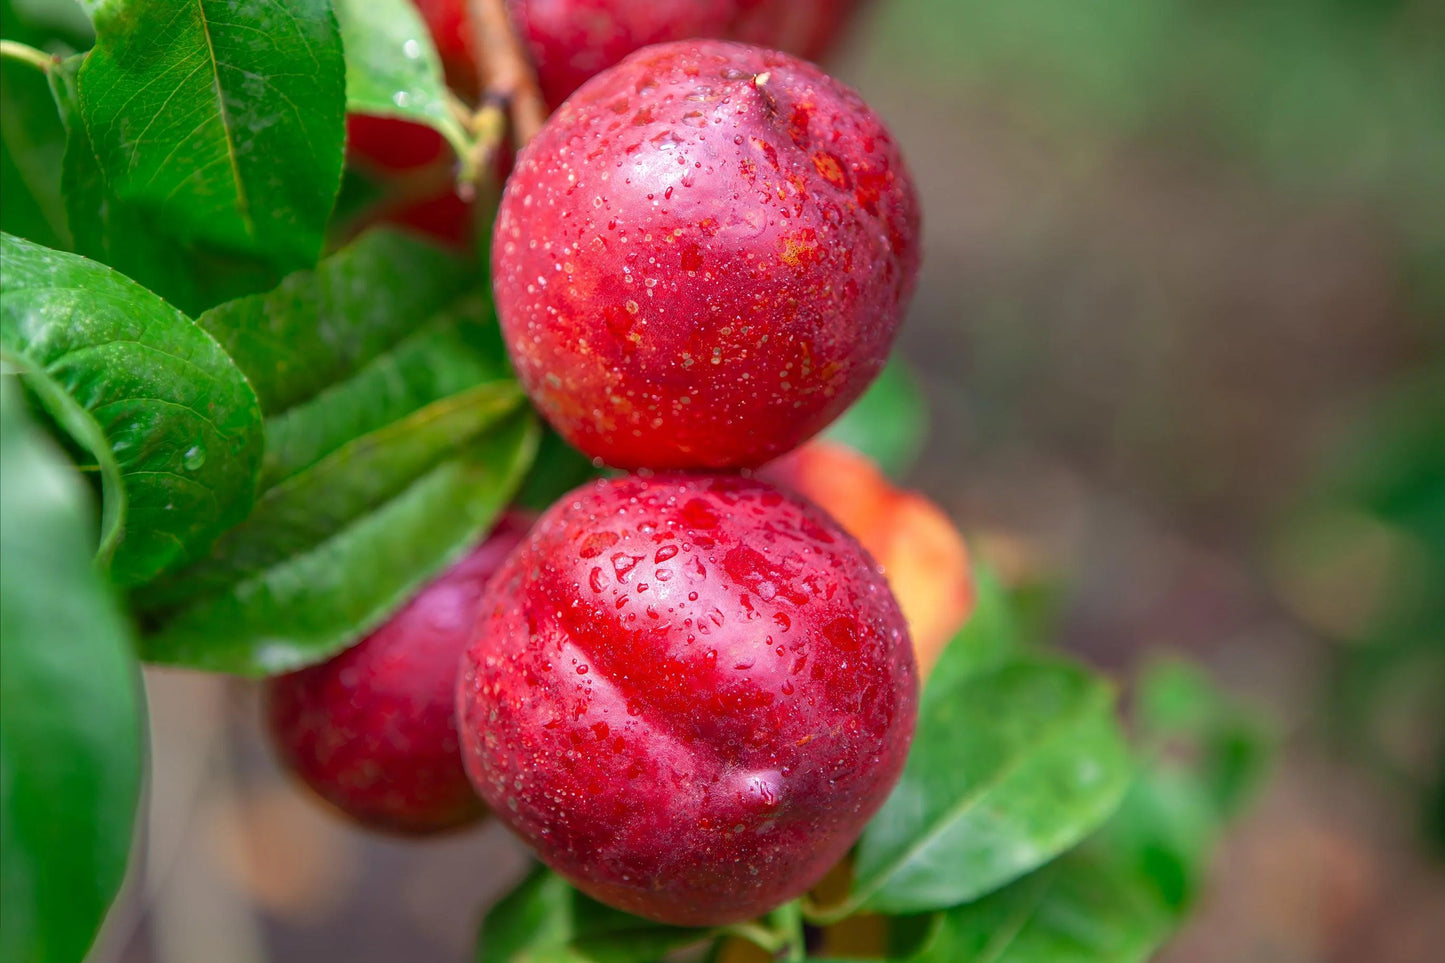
[266, 515, 531, 835]
[493, 40, 921, 469]
[457, 475, 917, 925]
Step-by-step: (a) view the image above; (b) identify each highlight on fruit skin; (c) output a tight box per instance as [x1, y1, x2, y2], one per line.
[457, 474, 918, 925]
[762, 440, 976, 679]
[493, 39, 921, 470]
[265, 514, 531, 836]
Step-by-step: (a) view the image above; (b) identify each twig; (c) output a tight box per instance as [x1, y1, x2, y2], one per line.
[467, 0, 548, 147]
[719, 921, 785, 953]
[0, 39, 58, 74]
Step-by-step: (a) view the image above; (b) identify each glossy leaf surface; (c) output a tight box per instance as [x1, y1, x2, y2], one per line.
[141, 409, 538, 675]
[905, 659, 1270, 963]
[0, 233, 264, 586]
[138, 230, 535, 675]
[477, 866, 714, 963]
[334, 0, 468, 154]
[77, 0, 345, 269]
[852, 656, 1132, 914]
[60, 0, 344, 310]
[198, 229, 474, 414]
[0, 378, 144, 963]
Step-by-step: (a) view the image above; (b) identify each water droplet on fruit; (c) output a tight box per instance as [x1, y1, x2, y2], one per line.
[392, 91, 412, 108]
[402, 39, 421, 60]
[612, 552, 643, 581]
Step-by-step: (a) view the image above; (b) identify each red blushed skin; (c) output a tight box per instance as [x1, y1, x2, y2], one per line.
[735, 0, 868, 64]
[414, 0, 481, 96]
[508, 1, 868, 109]
[266, 514, 531, 835]
[383, 187, 476, 249]
[457, 475, 918, 925]
[509, 0, 741, 109]
[492, 41, 921, 470]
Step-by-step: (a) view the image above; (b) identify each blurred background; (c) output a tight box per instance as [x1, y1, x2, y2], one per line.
[102, 1, 1443, 960]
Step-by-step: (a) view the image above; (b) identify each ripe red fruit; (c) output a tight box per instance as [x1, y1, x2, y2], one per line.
[508, 1, 868, 109]
[510, 0, 737, 109]
[457, 475, 917, 925]
[492, 41, 921, 469]
[346, 115, 452, 173]
[734, 0, 867, 65]
[414, 0, 481, 95]
[266, 515, 530, 835]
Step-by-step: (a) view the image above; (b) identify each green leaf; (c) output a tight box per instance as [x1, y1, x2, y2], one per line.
[141, 408, 538, 675]
[0, 377, 144, 963]
[54, 41, 285, 315]
[154, 376, 524, 604]
[824, 356, 929, 480]
[478, 866, 715, 963]
[77, 0, 345, 269]
[0, 54, 70, 249]
[902, 660, 1272, 963]
[59, 0, 344, 310]
[0, 233, 264, 588]
[851, 657, 1133, 915]
[921, 566, 1021, 703]
[136, 230, 538, 675]
[904, 842, 1175, 963]
[334, 0, 468, 156]
[257, 296, 512, 488]
[198, 228, 475, 415]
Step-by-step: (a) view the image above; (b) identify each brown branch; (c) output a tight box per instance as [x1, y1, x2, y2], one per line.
[467, 0, 548, 149]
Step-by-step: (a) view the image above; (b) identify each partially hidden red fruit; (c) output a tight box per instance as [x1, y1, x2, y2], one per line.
[457, 475, 918, 925]
[345, 115, 479, 249]
[493, 41, 921, 470]
[763, 441, 975, 679]
[266, 514, 531, 835]
[414, 0, 482, 95]
[736, 0, 867, 65]
[346, 114, 452, 173]
[509, 0, 868, 108]
[342, 0, 482, 248]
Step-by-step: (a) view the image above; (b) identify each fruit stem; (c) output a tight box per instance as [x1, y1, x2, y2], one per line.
[0, 40, 57, 74]
[466, 0, 548, 147]
[766, 900, 808, 962]
[721, 921, 785, 953]
[799, 891, 865, 927]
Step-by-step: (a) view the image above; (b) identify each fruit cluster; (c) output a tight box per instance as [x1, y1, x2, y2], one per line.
[348, 0, 866, 249]
[270, 1, 971, 929]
